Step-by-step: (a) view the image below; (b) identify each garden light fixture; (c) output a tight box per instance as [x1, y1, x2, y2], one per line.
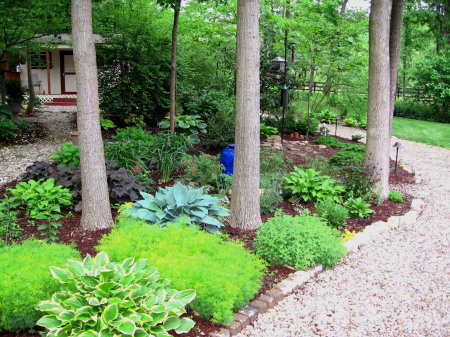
[393, 141, 403, 172]
[334, 116, 341, 136]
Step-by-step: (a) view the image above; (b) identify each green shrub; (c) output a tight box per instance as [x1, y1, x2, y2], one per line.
[284, 167, 344, 203]
[345, 197, 373, 218]
[0, 240, 80, 332]
[329, 149, 365, 167]
[388, 191, 404, 203]
[114, 127, 152, 142]
[49, 143, 80, 167]
[394, 98, 441, 123]
[124, 182, 229, 234]
[0, 199, 21, 243]
[37, 252, 195, 337]
[181, 153, 224, 190]
[260, 147, 291, 175]
[314, 135, 343, 148]
[343, 117, 359, 127]
[351, 134, 363, 141]
[205, 106, 236, 147]
[315, 198, 348, 228]
[0, 104, 13, 119]
[104, 138, 155, 173]
[294, 117, 320, 135]
[338, 163, 374, 200]
[314, 109, 336, 124]
[260, 173, 284, 214]
[158, 114, 207, 144]
[260, 123, 278, 138]
[0, 119, 17, 142]
[255, 213, 346, 270]
[97, 220, 265, 324]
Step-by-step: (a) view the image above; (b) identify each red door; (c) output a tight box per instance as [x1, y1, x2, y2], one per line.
[60, 51, 77, 94]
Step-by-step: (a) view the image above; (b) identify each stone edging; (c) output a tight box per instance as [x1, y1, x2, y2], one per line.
[209, 198, 426, 337]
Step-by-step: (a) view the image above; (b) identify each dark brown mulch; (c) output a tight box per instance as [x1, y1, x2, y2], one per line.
[0, 135, 416, 337]
[0, 121, 47, 147]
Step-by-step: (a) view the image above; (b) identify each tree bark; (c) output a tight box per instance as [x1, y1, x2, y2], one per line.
[26, 50, 36, 114]
[231, 0, 262, 230]
[365, 0, 392, 198]
[388, 0, 404, 137]
[72, 0, 113, 230]
[169, 0, 181, 133]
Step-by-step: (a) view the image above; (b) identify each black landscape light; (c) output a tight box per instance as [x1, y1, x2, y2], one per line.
[334, 116, 341, 136]
[393, 141, 403, 172]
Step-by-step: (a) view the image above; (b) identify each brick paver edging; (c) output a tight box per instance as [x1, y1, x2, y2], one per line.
[209, 198, 426, 337]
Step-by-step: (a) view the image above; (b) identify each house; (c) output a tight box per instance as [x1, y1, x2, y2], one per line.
[16, 34, 102, 106]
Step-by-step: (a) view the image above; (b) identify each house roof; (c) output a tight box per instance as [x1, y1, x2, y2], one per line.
[35, 34, 104, 48]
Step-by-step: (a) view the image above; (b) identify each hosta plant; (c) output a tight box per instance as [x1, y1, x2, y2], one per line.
[388, 191, 404, 203]
[124, 182, 229, 234]
[345, 197, 373, 218]
[284, 167, 344, 203]
[36, 252, 196, 337]
[158, 114, 207, 144]
[50, 143, 80, 167]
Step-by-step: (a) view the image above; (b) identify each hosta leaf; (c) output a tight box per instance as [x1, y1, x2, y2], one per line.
[95, 252, 110, 267]
[174, 318, 195, 334]
[50, 267, 72, 283]
[81, 276, 98, 288]
[99, 329, 114, 337]
[144, 294, 157, 308]
[102, 303, 119, 323]
[78, 330, 97, 337]
[151, 311, 167, 324]
[172, 290, 196, 305]
[36, 315, 64, 329]
[118, 319, 136, 335]
[130, 258, 148, 274]
[173, 183, 189, 206]
[58, 310, 75, 322]
[66, 260, 85, 276]
[64, 297, 84, 309]
[163, 316, 181, 330]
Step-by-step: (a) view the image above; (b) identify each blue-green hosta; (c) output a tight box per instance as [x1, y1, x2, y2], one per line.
[124, 182, 229, 234]
[36, 252, 196, 337]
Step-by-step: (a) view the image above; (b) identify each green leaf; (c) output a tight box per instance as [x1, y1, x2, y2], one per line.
[118, 319, 136, 335]
[102, 303, 119, 323]
[95, 252, 110, 267]
[172, 290, 196, 305]
[174, 318, 195, 333]
[36, 315, 64, 329]
[163, 316, 181, 330]
[66, 259, 85, 276]
[50, 267, 72, 282]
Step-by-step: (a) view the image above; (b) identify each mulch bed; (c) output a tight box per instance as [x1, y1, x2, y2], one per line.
[0, 133, 415, 337]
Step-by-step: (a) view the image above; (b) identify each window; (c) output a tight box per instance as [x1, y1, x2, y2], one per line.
[31, 52, 52, 69]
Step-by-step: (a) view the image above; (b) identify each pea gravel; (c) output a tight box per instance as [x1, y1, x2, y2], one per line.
[237, 126, 450, 337]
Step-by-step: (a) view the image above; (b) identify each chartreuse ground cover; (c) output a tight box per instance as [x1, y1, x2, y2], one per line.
[96, 217, 266, 325]
[392, 117, 450, 148]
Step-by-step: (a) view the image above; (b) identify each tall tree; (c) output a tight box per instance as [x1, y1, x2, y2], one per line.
[72, 0, 113, 230]
[169, 0, 182, 132]
[365, 0, 392, 198]
[231, 0, 262, 230]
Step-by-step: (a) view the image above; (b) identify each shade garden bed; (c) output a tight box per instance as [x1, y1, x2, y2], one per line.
[0, 131, 415, 337]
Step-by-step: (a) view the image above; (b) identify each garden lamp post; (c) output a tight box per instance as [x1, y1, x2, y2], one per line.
[393, 141, 403, 172]
[334, 116, 341, 136]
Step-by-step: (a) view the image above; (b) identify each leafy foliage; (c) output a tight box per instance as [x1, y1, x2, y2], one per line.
[255, 213, 347, 270]
[388, 191, 404, 203]
[0, 119, 17, 141]
[124, 182, 229, 234]
[97, 220, 265, 325]
[314, 109, 336, 124]
[260, 173, 284, 214]
[158, 114, 207, 144]
[260, 123, 278, 138]
[260, 148, 292, 175]
[351, 134, 363, 141]
[0, 240, 80, 332]
[181, 153, 224, 190]
[314, 135, 343, 147]
[284, 167, 344, 203]
[0, 199, 21, 243]
[315, 198, 348, 228]
[113, 127, 153, 142]
[329, 149, 365, 167]
[338, 163, 374, 199]
[49, 143, 80, 167]
[0, 104, 13, 119]
[343, 117, 359, 127]
[345, 197, 373, 218]
[37, 252, 195, 337]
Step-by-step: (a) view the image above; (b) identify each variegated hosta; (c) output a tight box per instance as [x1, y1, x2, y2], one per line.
[36, 252, 196, 337]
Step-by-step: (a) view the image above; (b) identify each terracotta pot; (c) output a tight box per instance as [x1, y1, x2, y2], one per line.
[289, 133, 294, 138]
[293, 132, 300, 139]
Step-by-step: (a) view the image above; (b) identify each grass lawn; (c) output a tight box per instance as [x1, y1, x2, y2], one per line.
[392, 117, 450, 149]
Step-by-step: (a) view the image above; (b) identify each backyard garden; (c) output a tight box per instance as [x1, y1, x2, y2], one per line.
[0, 107, 416, 337]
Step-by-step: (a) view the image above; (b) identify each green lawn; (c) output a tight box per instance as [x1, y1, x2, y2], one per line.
[392, 117, 450, 149]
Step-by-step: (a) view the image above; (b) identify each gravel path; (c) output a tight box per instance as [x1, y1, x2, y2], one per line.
[237, 126, 450, 337]
[0, 110, 73, 185]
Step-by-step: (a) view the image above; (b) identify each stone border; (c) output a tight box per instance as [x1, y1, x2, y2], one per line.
[209, 199, 426, 337]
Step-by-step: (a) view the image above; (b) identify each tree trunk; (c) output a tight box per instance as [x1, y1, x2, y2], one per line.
[71, 0, 113, 230]
[231, 0, 262, 230]
[388, 0, 404, 137]
[26, 50, 36, 114]
[365, 0, 392, 199]
[169, 0, 181, 133]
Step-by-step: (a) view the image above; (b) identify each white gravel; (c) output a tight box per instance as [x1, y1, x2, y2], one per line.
[237, 125, 450, 337]
[0, 109, 73, 186]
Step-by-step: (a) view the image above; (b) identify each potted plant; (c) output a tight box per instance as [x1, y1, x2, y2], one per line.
[5, 78, 26, 115]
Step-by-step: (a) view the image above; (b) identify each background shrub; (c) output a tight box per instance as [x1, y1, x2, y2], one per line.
[315, 198, 348, 228]
[255, 213, 346, 270]
[96, 220, 265, 324]
[0, 240, 79, 332]
[0, 119, 17, 142]
[329, 149, 365, 167]
[49, 143, 80, 167]
[388, 191, 404, 203]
